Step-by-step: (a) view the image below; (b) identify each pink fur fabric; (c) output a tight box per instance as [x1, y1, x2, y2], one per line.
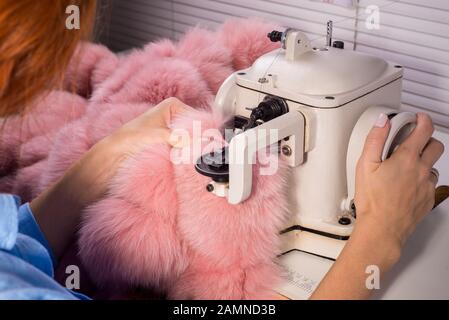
[79, 110, 289, 299]
[0, 91, 87, 194]
[0, 18, 287, 299]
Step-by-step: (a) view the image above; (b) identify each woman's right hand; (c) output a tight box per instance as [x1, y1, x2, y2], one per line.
[354, 112, 444, 254]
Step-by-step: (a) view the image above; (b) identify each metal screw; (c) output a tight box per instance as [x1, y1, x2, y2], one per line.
[281, 145, 292, 156]
[206, 184, 214, 192]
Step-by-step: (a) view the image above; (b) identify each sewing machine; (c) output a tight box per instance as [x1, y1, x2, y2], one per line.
[194, 23, 443, 299]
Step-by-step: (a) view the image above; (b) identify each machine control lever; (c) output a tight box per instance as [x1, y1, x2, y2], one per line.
[243, 95, 289, 130]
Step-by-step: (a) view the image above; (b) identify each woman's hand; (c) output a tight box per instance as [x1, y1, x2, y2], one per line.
[311, 112, 444, 299]
[31, 97, 193, 258]
[68, 97, 193, 206]
[354, 112, 444, 253]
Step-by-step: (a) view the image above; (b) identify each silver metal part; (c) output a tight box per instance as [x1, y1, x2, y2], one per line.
[326, 20, 333, 47]
[281, 28, 292, 49]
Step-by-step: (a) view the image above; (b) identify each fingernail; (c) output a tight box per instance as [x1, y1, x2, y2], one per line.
[374, 113, 388, 128]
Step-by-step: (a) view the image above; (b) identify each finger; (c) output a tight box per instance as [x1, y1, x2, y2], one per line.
[429, 169, 439, 186]
[149, 97, 187, 114]
[401, 113, 434, 155]
[421, 138, 445, 169]
[360, 113, 391, 165]
[170, 98, 195, 114]
[160, 97, 196, 125]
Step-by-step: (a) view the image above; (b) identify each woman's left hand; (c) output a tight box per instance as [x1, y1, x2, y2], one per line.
[31, 97, 193, 258]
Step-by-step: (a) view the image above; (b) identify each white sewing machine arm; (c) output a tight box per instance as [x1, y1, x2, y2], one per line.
[228, 111, 305, 204]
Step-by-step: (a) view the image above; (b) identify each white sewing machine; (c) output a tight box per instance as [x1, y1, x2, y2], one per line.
[194, 23, 446, 299]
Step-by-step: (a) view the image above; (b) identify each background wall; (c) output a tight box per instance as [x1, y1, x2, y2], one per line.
[99, 0, 449, 127]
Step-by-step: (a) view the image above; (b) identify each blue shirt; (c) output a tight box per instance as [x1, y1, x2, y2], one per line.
[0, 194, 89, 300]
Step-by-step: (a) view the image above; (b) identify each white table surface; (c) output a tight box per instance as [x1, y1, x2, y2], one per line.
[373, 126, 449, 299]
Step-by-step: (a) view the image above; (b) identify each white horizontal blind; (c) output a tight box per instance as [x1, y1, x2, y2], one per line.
[100, 0, 449, 127]
[355, 0, 449, 126]
[102, 0, 356, 50]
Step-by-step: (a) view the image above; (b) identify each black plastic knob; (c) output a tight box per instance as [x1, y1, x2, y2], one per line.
[267, 30, 283, 43]
[332, 40, 344, 49]
[338, 217, 351, 225]
[195, 147, 229, 183]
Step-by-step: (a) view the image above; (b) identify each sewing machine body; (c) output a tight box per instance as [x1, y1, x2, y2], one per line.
[209, 28, 415, 299]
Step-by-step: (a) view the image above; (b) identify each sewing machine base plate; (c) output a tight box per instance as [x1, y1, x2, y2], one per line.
[276, 249, 333, 299]
[276, 229, 347, 299]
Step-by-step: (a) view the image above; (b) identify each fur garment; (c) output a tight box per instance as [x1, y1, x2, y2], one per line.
[0, 19, 289, 299]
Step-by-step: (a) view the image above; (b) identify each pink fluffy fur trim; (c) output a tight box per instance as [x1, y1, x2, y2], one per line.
[63, 42, 119, 97]
[79, 109, 289, 299]
[218, 18, 281, 70]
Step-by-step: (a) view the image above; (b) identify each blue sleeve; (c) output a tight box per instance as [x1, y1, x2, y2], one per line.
[17, 203, 57, 266]
[0, 194, 89, 300]
[6, 201, 55, 277]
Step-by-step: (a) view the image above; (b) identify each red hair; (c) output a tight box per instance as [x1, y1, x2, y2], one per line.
[0, 0, 97, 117]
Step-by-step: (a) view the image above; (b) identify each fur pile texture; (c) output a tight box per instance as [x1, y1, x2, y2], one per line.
[0, 19, 289, 299]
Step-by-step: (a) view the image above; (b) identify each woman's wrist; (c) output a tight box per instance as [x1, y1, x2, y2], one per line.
[350, 214, 402, 271]
[311, 211, 402, 299]
[30, 140, 122, 258]
[29, 98, 191, 260]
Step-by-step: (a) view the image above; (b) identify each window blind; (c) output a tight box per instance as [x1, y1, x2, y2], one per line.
[100, 0, 449, 126]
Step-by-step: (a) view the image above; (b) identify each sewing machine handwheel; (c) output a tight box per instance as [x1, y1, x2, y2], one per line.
[381, 112, 417, 160]
[346, 108, 418, 212]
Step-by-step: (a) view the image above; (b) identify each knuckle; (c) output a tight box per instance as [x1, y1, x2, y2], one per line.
[418, 163, 430, 181]
[401, 149, 419, 167]
[398, 144, 415, 156]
